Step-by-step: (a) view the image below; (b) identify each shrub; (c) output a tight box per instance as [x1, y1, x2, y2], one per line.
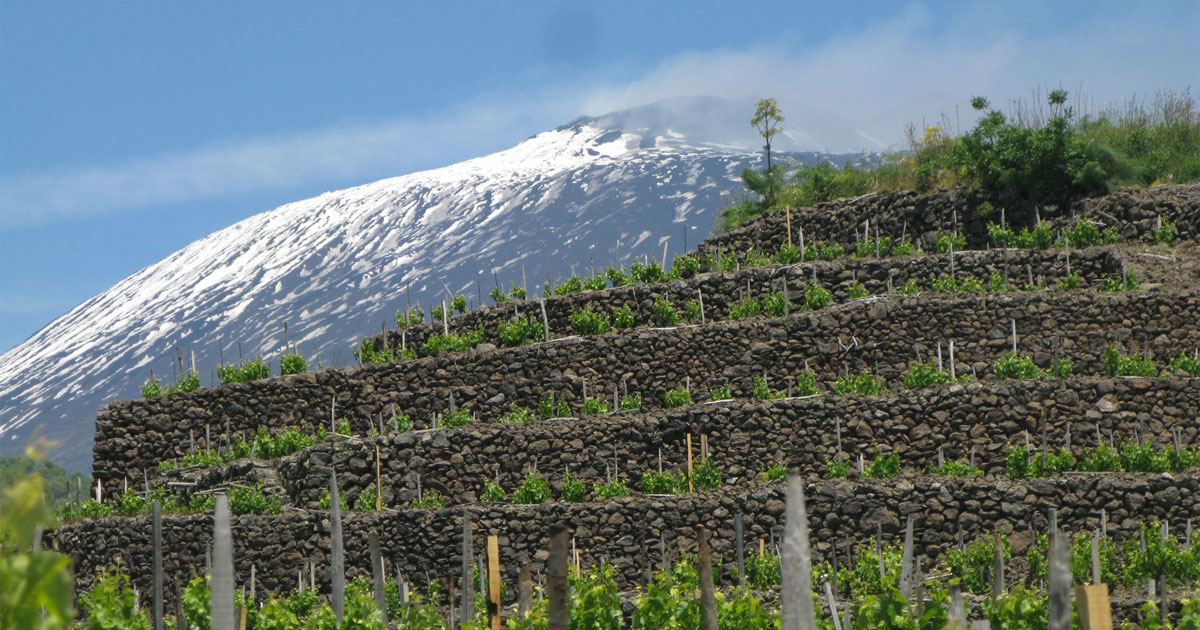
[410, 489, 445, 509]
[743, 247, 772, 267]
[683, 299, 702, 322]
[669, 254, 701, 278]
[795, 370, 819, 396]
[663, 387, 693, 408]
[1006, 444, 1076, 479]
[498, 315, 544, 347]
[501, 406, 532, 424]
[613, 305, 635, 328]
[751, 376, 778, 400]
[727, 297, 762, 320]
[317, 485, 348, 511]
[708, 383, 732, 401]
[619, 394, 642, 410]
[357, 484, 379, 511]
[430, 304, 445, 320]
[570, 306, 612, 335]
[605, 266, 629, 288]
[509, 285, 527, 300]
[902, 361, 953, 389]
[1057, 271, 1082, 289]
[763, 292, 788, 316]
[79, 563, 152, 630]
[280, 352, 306, 375]
[1169, 350, 1200, 376]
[441, 409, 473, 428]
[804, 284, 831, 310]
[561, 473, 587, 502]
[847, 282, 870, 299]
[630, 259, 665, 284]
[898, 279, 920, 295]
[1070, 532, 1118, 585]
[833, 370, 886, 395]
[948, 535, 1011, 595]
[988, 271, 1009, 292]
[651, 299, 680, 326]
[819, 242, 845, 259]
[775, 243, 802, 264]
[1154, 218, 1178, 243]
[935, 232, 966, 253]
[580, 397, 609, 415]
[511, 471, 551, 504]
[489, 287, 508, 304]
[1103, 345, 1156, 376]
[864, 450, 900, 479]
[1061, 218, 1108, 247]
[593, 478, 628, 499]
[420, 328, 485, 355]
[354, 338, 414, 363]
[552, 274, 585, 296]
[450, 294, 467, 314]
[892, 239, 921, 256]
[1100, 271, 1139, 291]
[394, 307, 424, 327]
[141, 376, 162, 398]
[691, 458, 722, 490]
[928, 459, 983, 477]
[641, 470, 685, 494]
[824, 457, 852, 478]
[993, 352, 1043, 379]
[218, 358, 270, 384]
[482, 479, 506, 502]
[1049, 358, 1073, 379]
[744, 548, 782, 589]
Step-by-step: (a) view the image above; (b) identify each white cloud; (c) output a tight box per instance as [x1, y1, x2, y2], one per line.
[2, 2, 1194, 229]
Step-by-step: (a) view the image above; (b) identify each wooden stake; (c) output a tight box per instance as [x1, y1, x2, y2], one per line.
[548, 525, 569, 630]
[487, 535, 502, 630]
[1076, 584, 1113, 630]
[152, 501, 163, 630]
[370, 532, 390, 625]
[211, 494, 235, 630]
[899, 516, 915, 598]
[781, 474, 816, 630]
[518, 562, 532, 618]
[539, 299, 550, 342]
[786, 207, 793, 247]
[375, 446, 382, 511]
[698, 526, 719, 630]
[735, 513, 746, 587]
[330, 471, 346, 624]
[460, 511, 474, 627]
[686, 434, 695, 492]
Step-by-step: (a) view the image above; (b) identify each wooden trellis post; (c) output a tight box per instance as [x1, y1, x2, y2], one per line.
[781, 474, 816, 630]
[548, 524, 569, 630]
[488, 535, 502, 630]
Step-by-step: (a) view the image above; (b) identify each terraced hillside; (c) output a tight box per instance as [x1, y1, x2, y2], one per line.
[49, 184, 1200, 625]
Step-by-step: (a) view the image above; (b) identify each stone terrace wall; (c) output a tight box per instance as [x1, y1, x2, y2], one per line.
[51, 474, 1200, 610]
[365, 247, 1120, 355]
[694, 185, 1199, 267]
[218, 378, 1199, 509]
[93, 290, 1200, 496]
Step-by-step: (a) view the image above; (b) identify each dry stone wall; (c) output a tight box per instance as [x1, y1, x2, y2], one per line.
[694, 185, 1199, 267]
[94, 290, 1200, 496]
[50, 474, 1200, 611]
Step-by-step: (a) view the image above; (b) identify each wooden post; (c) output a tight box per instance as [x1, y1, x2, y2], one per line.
[948, 585, 965, 630]
[487, 535, 502, 630]
[370, 532, 390, 625]
[1091, 531, 1102, 585]
[949, 341, 956, 380]
[825, 581, 842, 630]
[152, 501, 163, 630]
[686, 434, 695, 492]
[698, 289, 706, 324]
[539, 299, 550, 342]
[211, 494, 235, 630]
[518, 562, 533, 617]
[786, 207, 793, 247]
[1049, 509, 1071, 630]
[1011, 320, 1018, 354]
[781, 474, 816, 630]
[460, 511, 474, 628]
[993, 534, 1006, 598]
[1076, 584, 1113, 630]
[330, 471, 346, 624]
[899, 515, 915, 599]
[375, 446, 383, 511]
[698, 526, 719, 630]
[735, 512, 746, 587]
[548, 524, 569, 630]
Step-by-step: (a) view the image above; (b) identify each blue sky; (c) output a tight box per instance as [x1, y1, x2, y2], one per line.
[1, 1, 1197, 352]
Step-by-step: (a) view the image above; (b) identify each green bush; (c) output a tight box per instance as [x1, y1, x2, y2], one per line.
[744, 548, 782, 589]
[482, 479, 506, 502]
[824, 456, 852, 478]
[613, 305, 635, 328]
[795, 370, 819, 396]
[570, 306, 612, 335]
[759, 460, 788, 482]
[902, 361, 953, 389]
[651, 298, 680, 326]
[489, 286, 509, 304]
[141, 376, 162, 398]
[1100, 271, 1139, 291]
[935, 232, 966, 253]
[561, 473, 587, 502]
[1049, 358, 1073, 379]
[641, 470, 685, 495]
[551, 274, 585, 296]
[898, 279, 920, 295]
[218, 358, 269, 384]
[1071, 531, 1118, 585]
[927, 458, 983, 477]
[630, 259, 665, 284]
[833, 370, 886, 395]
[804, 284, 831, 310]
[847, 282, 870, 299]
[727, 297, 761, 320]
[683, 299, 702, 322]
[669, 255, 701, 279]
[410, 489, 445, 509]
[690, 458, 722, 490]
[441, 409, 473, 428]
[580, 397, 609, 415]
[993, 352, 1043, 379]
[863, 450, 900, 479]
[420, 328, 485, 355]
[501, 406, 532, 424]
[1169, 350, 1200, 376]
[948, 535, 1011, 595]
[1057, 271, 1082, 289]
[357, 484, 379, 511]
[1154, 218, 1178, 243]
[593, 478, 628, 499]
[762, 292, 788, 317]
[451, 294, 467, 314]
[605, 266, 629, 288]
[619, 394, 642, 410]
[1103, 345, 1156, 376]
[819, 242, 845, 259]
[148, 370, 201, 397]
[663, 387, 693, 408]
[988, 271, 1010, 292]
[512, 471, 551, 504]
[1006, 444, 1076, 479]
[497, 315, 544, 347]
[394, 307, 424, 327]
[751, 376, 778, 401]
[775, 243, 802, 264]
[708, 383, 732, 401]
[279, 352, 306, 375]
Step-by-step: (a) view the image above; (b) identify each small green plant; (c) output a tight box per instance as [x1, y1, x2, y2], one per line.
[1057, 271, 1082, 289]
[593, 478, 628, 499]
[441, 409, 473, 428]
[1154, 218, 1178, 244]
[613, 305, 635, 328]
[863, 450, 901, 479]
[819, 242, 845, 259]
[833, 370, 886, 395]
[691, 458, 722, 490]
[641, 470, 685, 494]
[1061, 218, 1112, 247]
[430, 304, 445, 320]
[498, 316, 544, 347]
[512, 471, 551, 504]
[583, 273, 607, 291]
[759, 460, 788, 482]
[993, 351, 1043, 379]
[708, 383, 732, 401]
[451, 294, 467, 314]
[1070, 531, 1117, 584]
[570, 306, 612, 335]
[509, 285, 527, 300]
[897, 279, 920, 295]
[892, 239, 921, 256]
[727, 296, 761, 320]
[947, 535, 1011, 595]
[630, 259, 665, 283]
[619, 394, 642, 410]
[935, 232, 966, 253]
[317, 486, 349, 511]
[501, 406, 532, 424]
[663, 386, 693, 408]
[824, 456, 852, 478]
[357, 484, 379, 511]
[775, 243, 802, 264]
[794, 370, 819, 396]
[354, 338, 414, 363]
[1104, 345, 1156, 376]
[217, 358, 270, 385]
[751, 376, 779, 400]
[580, 397, 609, 415]
[1168, 350, 1200, 376]
[605, 266, 629, 288]
[410, 488, 445, 509]
[902, 361, 953, 389]
[743, 247, 772, 267]
[552, 274, 585, 296]
[1006, 444, 1077, 479]
[482, 479, 506, 502]
[847, 282, 870, 299]
[988, 271, 1010, 292]
[489, 286, 508, 304]
[141, 376, 162, 398]
[669, 254, 701, 278]
[280, 352, 306, 375]
[561, 472, 587, 502]
[805, 284, 831, 310]
[763, 292, 788, 317]
[1049, 358, 1073, 378]
[79, 562, 151, 629]
[744, 549, 782, 589]
[683, 299, 702, 322]
[928, 458, 983, 477]
[1100, 271, 1140, 291]
[652, 298, 680, 326]
[394, 307, 424, 327]
[421, 328, 485, 355]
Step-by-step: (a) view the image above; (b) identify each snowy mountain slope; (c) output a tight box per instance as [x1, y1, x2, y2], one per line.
[0, 98, 854, 472]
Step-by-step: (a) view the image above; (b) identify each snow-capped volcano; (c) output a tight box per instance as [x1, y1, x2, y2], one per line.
[0, 98, 855, 472]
